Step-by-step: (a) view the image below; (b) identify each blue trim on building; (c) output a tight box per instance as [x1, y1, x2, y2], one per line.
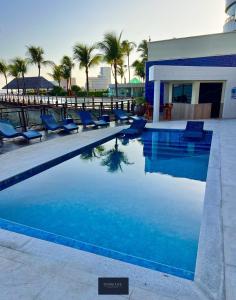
[145, 54, 236, 104]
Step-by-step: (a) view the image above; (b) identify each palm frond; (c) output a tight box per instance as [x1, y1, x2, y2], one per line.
[137, 40, 148, 61]
[0, 60, 8, 76]
[74, 43, 101, 69]
[11, 57, 28, 76]
[98, 31, 124, 65]
[88, 54, 101, 68]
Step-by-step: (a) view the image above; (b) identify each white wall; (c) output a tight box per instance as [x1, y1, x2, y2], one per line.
[222, 80, 236, 118]
[149, 65, 236, 119]
[148, 32, 236, 61]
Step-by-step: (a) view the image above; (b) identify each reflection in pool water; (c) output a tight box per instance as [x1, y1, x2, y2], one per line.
[0, 129, 212, 279]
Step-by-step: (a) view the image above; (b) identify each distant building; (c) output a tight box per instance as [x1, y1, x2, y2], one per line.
[109, 78, 144, 97]
[224, 0, 236, 32]
[88, 67, 111, 90]
[61, 78, 77, 90]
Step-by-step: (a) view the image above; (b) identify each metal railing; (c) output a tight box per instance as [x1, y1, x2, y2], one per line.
[0, 94, 135, 131]
[0, 94, 134, 110]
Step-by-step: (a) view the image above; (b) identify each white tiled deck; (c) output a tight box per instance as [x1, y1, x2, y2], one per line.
[0, 120, 235, 300]
[0, 126, 124, 184]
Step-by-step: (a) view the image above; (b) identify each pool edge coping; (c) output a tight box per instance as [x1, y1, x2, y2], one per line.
[194, 130, 225, 300]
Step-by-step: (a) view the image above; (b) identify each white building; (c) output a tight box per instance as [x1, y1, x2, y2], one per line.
[224, 0, 236, 32]
[60, 78, 77, 90]
[146, 31, 236, 121]
[88, 67, 111, 90]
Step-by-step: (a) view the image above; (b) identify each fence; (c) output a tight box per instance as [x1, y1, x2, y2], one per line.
[0, 94, 135, 131]
[0, 94, 134, 110]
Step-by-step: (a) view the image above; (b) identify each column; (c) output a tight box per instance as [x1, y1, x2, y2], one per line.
[153, 80, 161, 123]
[168, 83, 173, 103]
[191, 81, 200, 104]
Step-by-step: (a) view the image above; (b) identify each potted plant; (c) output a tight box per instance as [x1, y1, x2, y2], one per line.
[134, 97, 147, 116]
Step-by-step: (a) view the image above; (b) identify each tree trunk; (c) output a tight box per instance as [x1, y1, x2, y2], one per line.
[67, 79, 69, 94]
[4, 75, 8, 94]
[86, 67, 89, 95]
[128, 54, 130, 83]
[115, 137, 118, 150]
[38, 64, 41, 77]
[114, 61, 118, 98]
[22, 74, 26, 95]
[16, 78, 19, 95]
[69, 77, 72, 95]
[38, 64, 41, 95]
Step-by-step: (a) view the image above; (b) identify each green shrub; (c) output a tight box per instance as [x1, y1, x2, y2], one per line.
[71, 85, 82, 95]
[49, 86, 67, 96]
[75, 90, 109, 97]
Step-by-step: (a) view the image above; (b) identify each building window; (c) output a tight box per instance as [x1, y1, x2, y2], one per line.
[172, 84, 192, 104]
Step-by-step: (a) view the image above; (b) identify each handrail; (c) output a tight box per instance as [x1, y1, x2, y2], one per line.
[0, 94, 135, 131]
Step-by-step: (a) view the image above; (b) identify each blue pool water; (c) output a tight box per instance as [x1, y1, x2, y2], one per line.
[0, 129, 212, 279]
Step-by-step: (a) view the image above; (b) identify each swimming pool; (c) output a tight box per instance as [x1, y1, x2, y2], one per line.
[0, 129, 212, 280]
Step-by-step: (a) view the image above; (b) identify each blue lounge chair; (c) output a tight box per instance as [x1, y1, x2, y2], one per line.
[114, 109, 129, 122]
[120, 119, 147, 136]
[0, 120, 42, 142]
[183, 121, 205, 140]
[77, 111, 108, 128]
[41, 114, 78, 133]
[114, 109, 142, 122]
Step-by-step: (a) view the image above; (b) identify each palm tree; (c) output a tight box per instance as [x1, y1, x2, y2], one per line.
[26, 46, 52, 94]
[61, 56, 74, 94]
[132, 60, 145, 82]
[48, 64, 63, 87]
[26, 46, 51, 78]
[8, 63, 20, 94]
[121, 40, 136, 82]
[73, 44, 101, 94]
[101, 138, 133, 173]
[98, 32, 123, 97]
[137, 40, 148, 62]
[12, 57, 28, 94]
[0, 60, 9, 94]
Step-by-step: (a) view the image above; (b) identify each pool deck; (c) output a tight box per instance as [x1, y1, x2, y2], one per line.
[0, 119, 235, 299]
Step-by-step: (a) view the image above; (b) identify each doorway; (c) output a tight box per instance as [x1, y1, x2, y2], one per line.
[199, 83, 223, 118]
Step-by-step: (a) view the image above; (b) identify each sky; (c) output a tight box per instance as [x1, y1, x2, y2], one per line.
[0, 0, 226, 88]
